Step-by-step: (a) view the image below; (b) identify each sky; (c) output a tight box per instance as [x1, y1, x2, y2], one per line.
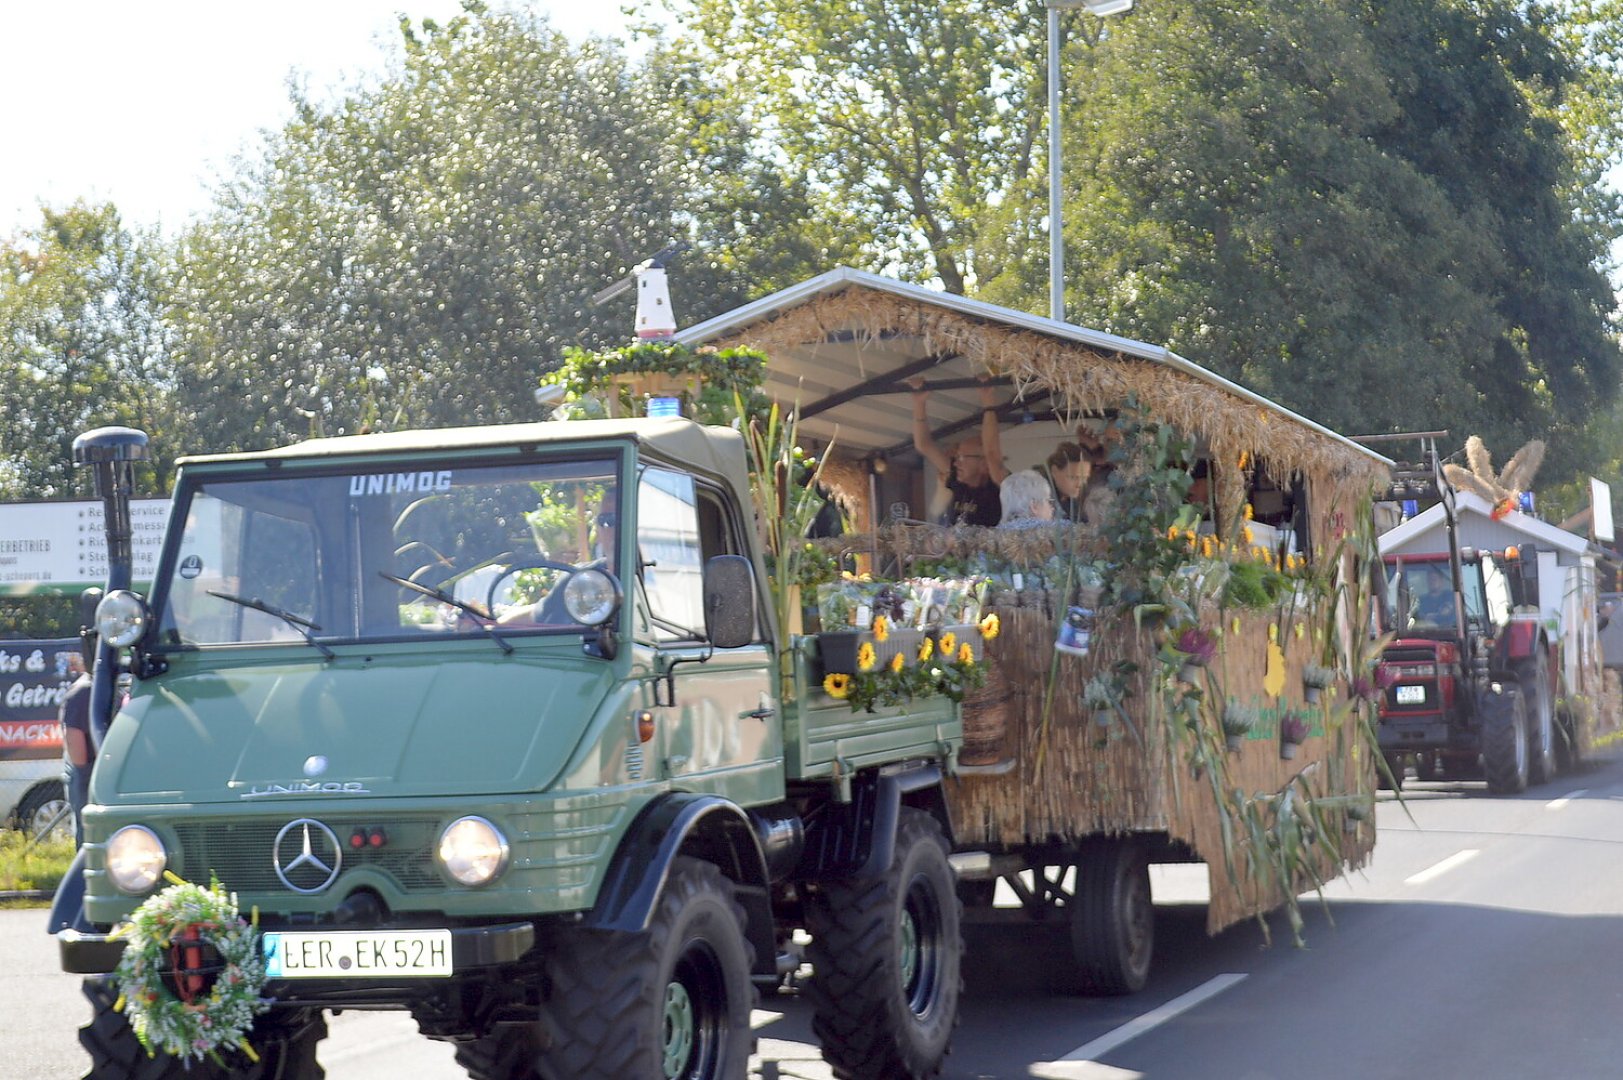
[0, 2, 655, 239]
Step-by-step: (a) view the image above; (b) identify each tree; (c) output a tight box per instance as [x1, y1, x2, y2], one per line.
[169, 2, 834, 454]
[672, 0, 1071, 294]
[0, 202, 174, 499]
[1055, 0, 1621, 481]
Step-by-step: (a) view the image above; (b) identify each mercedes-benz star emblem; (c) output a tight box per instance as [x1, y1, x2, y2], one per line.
[273, 818, 342, 894]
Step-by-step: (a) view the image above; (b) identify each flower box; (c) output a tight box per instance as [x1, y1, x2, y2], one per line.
[931, 624, 985, 665]
[816, 628, 928, 677]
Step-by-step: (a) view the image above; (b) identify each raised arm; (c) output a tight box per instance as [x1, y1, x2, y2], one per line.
[909, 380, 953, 475]
[978, 383, 1010, 485]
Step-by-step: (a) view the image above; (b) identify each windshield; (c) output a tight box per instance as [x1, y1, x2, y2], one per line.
[1386, 559, 1483, 633]
[154, 457, 620, 648]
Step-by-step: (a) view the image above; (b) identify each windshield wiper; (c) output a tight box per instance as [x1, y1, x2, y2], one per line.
[377, 572, 513, 654]
[206, 590, 335, 661]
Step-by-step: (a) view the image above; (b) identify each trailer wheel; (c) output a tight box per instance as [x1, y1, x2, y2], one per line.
[79, 977, 326, 1079]
[1555, 702, 1584, 772]
[1412, 752, 1439, 783]
[1378, 753, 1406, 791]
[539, 856, 753, 1080]
[1482, 687, 1530, 795]
[1068, 837, 1154, 995]
[1518, 651, 1557, 785]
[805, 808, 961, 1080]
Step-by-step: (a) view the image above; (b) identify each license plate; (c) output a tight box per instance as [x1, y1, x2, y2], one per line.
[1395, 685, 1425, 705]
[262, 929, 452, 979]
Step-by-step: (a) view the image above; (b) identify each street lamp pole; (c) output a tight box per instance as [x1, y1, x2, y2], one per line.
[1047, 0, 1132, 323]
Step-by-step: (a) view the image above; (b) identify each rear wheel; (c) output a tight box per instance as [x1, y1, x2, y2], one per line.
[805, 808, 961, 1079]
[1378, 753, 1407, 791]
[1412, 753, 1439, 783]
[1069, 837, 1154, 996]
[538, 857, 753, 1080]
[1482, 687, 1530, 795]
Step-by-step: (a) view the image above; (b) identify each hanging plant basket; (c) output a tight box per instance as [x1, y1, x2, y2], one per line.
[1225, 733, 1245, 753]
[1303, 684, 1322, 705]
[1179, 662, 1204, 685]
[1280, 739, 1301, 760]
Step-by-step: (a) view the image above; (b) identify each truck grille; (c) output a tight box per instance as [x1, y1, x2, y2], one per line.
[172, 819, 442, 893]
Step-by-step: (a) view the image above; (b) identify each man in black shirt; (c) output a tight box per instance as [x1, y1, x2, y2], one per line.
[909, 381, 1006, 527]
[59, 589, 100, 847]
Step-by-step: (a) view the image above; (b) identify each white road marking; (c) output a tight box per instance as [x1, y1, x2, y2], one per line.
[1404, 849, 1480, 885]
[1546, 789, 1587, 811]
[1028, 973, 1247, 1079]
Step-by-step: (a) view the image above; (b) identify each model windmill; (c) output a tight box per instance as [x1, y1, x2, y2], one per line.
[1442, 435, 1545, 520]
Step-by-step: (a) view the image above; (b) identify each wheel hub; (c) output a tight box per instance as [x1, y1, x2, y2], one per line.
[662, 980, 694, 1077]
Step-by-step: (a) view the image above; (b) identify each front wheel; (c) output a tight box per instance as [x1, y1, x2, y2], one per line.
[539, 857, 754, 1080]
[1482, 687, 1530, 795]
[805, 808, 962, 1079]
[1069, 837, 1154, 995]
[1518, 652, 1557, 785]
[78, 977, 326, 1080]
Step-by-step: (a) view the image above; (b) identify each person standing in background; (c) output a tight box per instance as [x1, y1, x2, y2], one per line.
[59, 588, 101, 847]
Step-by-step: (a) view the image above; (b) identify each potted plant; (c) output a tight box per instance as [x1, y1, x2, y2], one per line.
[1171, 625, 1216, 684]
[1083, 674, 1119, 727]
[1279, 711, 1311, 760]
[1221, 700, 1257, 753]
[1302, 663, 1336, 704]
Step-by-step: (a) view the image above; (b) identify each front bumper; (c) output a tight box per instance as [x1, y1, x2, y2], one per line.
[60, 919, 536, 978]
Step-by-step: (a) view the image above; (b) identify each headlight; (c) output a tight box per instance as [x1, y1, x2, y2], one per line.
[106, 825, 166, 894]
[563, 569, 621, 626]
[96, 590, 149, 648]
[438, 816, 509, 887]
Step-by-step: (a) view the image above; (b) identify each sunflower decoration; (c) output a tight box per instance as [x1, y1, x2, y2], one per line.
[956, 643, 975, 665]
[823, 673, 852, 698]
[977, 612, 1000, 641]
[1442, 435, 1545, 521]
[872, 614, 890, 642]
[110, 873, 271, 1066]
[889, 652, 906, 674]
[938, 631, 957, 657]
[856, 641, 878, 672]
[917, 636, 935, 663]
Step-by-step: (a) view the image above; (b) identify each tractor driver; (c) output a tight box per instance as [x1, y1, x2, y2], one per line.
[1410, 565, 1455, 626]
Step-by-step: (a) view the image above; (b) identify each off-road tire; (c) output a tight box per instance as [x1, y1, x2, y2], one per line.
[537, 857, 753, 1080]
[79, 977, 326, 1079]
[1378, 753, 1406, 791]
[450, 1024, 542, 1080]
[17, 779, 71, 842]
[804, 808, 962, 1079]
[1069, 837, 1154, 996]
[1412, 753, 1439, 783]
[1518, 651, 1557, 785]
[1482, 687, 1530, 795]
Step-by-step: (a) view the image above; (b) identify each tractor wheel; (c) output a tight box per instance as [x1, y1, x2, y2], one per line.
[1518, 651, 1557, 785]
[1412, 753, 1439, 783]
[1378, 753, 1406, 791]
[1482, 687, 1530, 795]
[805, 808, 961, 1080]
[448, 1024, 542, 1080]
[538, 857, 753, 1080]
[1068, 837, 1154, 996]
[79, 977, 326, 1080]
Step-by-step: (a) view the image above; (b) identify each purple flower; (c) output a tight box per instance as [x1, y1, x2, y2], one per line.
[1350, 674, 1380, 702]
[1280, 712, 1311, 744]
[1175, 626, 1217, 666]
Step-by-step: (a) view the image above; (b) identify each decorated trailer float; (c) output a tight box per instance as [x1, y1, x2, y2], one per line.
[668, 268, 1396, 986]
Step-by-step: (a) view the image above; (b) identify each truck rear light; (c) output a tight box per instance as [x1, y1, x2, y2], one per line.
[1390, 663, 1436, 679]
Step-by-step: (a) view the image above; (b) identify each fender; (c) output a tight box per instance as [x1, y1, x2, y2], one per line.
[586, 793, 775, 977]
[1498, 618, 1542, 664]
[798, 762, 952, 881]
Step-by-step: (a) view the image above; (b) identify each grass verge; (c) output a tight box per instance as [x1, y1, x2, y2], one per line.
[0, 829, 75, 899]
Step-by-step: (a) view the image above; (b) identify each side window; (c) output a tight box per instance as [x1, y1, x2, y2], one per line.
[637, 468, 706, 641]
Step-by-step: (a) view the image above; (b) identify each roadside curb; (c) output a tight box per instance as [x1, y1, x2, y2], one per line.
[0, 890, 51, 901]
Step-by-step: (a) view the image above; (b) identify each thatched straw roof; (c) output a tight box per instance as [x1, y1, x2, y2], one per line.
[676, 268, 1390, 491]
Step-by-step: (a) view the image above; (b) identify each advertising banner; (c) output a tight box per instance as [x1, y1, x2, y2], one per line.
[0, 638, 76, 761]
[0, 498, 169, 595]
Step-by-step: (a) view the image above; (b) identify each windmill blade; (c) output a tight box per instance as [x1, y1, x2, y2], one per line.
[590, 275, 636, 307]
[1498, 440, 1545, 493]
[1465, 435, 1494, 484]
[1443, 463, 1500, 502]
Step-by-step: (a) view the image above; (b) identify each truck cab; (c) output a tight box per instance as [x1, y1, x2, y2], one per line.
[59, 418, 961, 1080]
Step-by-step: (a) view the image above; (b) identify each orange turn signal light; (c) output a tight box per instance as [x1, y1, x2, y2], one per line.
[637, 710, 656, 743]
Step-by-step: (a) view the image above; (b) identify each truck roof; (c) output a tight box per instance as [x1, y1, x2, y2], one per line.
[175, 417, 754, 496]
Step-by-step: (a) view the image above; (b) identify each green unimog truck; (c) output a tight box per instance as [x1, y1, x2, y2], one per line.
[55, 418, 964, 1080]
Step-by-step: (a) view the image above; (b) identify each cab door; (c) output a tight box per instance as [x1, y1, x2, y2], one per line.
[634, 467, 780, 796]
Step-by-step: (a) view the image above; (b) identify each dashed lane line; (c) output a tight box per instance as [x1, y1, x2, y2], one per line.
[1028, 973, 1248, 1079]
[1404, 848, 1480, 886]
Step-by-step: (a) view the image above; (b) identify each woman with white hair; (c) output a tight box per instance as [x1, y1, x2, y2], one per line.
[998, 469, 1056, 529]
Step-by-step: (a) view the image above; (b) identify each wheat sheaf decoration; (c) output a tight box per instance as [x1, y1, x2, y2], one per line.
[1442, 435, 1545, 520]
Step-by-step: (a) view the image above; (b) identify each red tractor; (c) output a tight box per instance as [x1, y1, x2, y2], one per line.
[1378, 545, 1560, 793]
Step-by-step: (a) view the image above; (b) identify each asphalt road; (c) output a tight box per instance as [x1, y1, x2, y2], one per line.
[8, 748, 1623, 1078]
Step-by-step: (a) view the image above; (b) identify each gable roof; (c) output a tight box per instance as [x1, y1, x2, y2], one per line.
[1378, 489, 1591, 558]
[676, 267, 1389, 482]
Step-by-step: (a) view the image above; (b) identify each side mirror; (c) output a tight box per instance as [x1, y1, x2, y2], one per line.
[703, 555, 756, 650]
